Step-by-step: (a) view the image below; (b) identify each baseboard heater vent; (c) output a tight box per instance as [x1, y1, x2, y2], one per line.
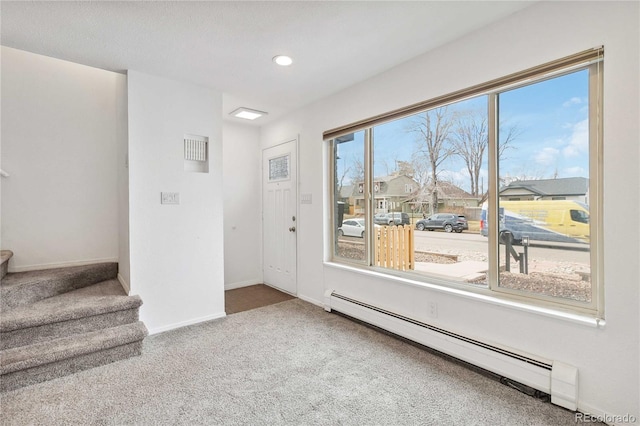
[324, 290, 578, 411]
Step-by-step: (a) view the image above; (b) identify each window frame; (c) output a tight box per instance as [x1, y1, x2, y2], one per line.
[327, 49, 604, 318]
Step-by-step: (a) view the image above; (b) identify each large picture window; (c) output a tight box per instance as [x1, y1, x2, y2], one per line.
[328, 49, 603, 316]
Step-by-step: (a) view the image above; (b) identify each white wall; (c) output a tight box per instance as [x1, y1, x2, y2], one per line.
[127, 71, 224, 333]
[116, 77, 131, 292]
[222, 122, 262, 289]
[1, 47, 123, 271]
[261, 1, 639, 420]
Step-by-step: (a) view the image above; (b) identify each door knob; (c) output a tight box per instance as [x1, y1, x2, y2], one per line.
[289, 226, 296, 232]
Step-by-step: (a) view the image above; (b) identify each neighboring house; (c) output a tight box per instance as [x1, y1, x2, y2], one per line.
[499, 177, 589, 205]
[409, 181, 481, 215]
[434, 181, 481, 209]
[352, 175, 419, 214]
[338, 184, 355, 214]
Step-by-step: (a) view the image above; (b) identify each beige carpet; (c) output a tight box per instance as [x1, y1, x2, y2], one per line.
[1, 299, 589, 425]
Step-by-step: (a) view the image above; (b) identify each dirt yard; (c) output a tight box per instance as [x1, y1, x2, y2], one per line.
[336, 240, 591, 303]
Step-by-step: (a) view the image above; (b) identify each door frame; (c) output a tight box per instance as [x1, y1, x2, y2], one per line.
[262, 136, 299, 295]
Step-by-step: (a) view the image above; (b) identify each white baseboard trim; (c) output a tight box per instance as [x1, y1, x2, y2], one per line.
[326, 291, 556, 397]
[576, 402, 635, 425]
[224, 279, 262, 290]
[298, 294, 323, 308]
[9, 257, 119, 273]
[117, 273, 130, 294]
[148, 312, 226, 335]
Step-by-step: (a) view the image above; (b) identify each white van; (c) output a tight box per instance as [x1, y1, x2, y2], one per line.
[480, 200, 589, 244]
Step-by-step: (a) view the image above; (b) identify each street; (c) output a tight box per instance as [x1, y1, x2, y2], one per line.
[413, 229, 590, 264]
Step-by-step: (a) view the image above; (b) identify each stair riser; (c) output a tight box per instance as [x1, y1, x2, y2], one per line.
[0, 250, 12, 280]
[1, 309, 140, 350]
[1, 264, 118, 311]
[1, 341, 143, 393]
[1, 262, 8, 280]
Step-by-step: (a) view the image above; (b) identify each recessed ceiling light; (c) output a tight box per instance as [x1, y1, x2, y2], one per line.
[230, 107, 268, 120]
[273, 55, 293, 66]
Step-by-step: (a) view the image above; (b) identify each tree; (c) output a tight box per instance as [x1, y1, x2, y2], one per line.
[349, 154, 365, 185]
[394, 160, 414, 178]
[336, 159, 350, 196]
[378, 153, 400, 177]
[451, 111, 487, 197]
[451, 110, 521, 198]
[501, 166, 547, 186]
[407, 107, 456, 215]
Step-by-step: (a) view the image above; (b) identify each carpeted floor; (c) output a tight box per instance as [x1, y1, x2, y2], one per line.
[1, 299, 585, 425]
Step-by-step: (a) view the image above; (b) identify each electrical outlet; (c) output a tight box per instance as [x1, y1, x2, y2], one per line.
[161, 192, 180, 205]
[429, 302, 438, 318]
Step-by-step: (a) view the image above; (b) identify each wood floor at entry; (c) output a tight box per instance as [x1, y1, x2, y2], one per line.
[225, 284, 295, 314]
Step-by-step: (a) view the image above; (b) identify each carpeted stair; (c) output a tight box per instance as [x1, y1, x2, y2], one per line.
[0, 256, 147, 392]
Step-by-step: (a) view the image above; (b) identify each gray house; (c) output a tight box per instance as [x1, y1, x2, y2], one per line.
[401, 181, 481, 216]
[499, 177, 589, 205]
[352, 175, 419, 214]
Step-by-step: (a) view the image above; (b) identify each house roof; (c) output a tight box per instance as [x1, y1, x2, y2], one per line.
[350, 175, 419, 198]
[435, 181, 475, 199]
[374, 175, 418, 184]
[500, 177, 589, 196]
[407, 181, 476, 202]
[339, 185, 354, 199]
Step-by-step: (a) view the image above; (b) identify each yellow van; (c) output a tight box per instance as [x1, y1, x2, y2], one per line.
[480, 200, 590, 244]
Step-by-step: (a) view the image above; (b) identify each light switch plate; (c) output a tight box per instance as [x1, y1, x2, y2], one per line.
[161, 192, 180, 204]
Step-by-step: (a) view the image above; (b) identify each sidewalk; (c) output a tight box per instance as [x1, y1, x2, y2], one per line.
[414, 260, 488, 281]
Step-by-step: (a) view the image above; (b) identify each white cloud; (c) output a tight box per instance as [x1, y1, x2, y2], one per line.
[439, 168, 467, 185]
[563, 166, 586, 176]
[562, 119, 589, 157]
[535, 147, 560, 166]
[562, 97, 583, 108]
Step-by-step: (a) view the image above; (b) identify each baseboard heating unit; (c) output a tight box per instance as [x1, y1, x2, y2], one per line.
[324, 290, 578, 411]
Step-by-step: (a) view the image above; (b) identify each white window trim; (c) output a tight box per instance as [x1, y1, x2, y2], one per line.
[328, 49, 604, 318]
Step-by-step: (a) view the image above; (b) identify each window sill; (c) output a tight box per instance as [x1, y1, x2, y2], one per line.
[323, 261, 604, 328]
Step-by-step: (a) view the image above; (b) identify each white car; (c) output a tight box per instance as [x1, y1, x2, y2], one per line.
[338, 219, 366, 238]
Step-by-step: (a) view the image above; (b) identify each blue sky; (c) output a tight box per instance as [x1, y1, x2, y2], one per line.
[336, 69, 590, 193]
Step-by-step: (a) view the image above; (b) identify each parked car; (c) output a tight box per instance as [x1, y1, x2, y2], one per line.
[338, 218, 367, 238]
[373, 212, 410, 226]
[415, 213, 468, 233]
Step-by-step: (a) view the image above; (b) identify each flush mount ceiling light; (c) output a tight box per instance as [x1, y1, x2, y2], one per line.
[230, 107, 268, 120]
[272, 55, 293, 66]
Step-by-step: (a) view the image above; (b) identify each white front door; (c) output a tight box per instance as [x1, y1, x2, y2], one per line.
[262, 140, 297, 295]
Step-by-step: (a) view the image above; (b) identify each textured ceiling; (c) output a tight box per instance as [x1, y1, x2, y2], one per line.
[1, 1, 533, 126]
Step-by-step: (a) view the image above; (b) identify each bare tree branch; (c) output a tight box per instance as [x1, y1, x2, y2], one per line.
[336, 161, 350, 195]
[349, 154, 365, 185]
[451, 110, 487, 197]
[406, 107, 456, 215]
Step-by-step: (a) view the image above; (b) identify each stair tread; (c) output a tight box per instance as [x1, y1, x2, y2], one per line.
[0, 321, 147, 375]
[1, 280, 142, 332]
[0, 250, 13, 264]
[1, 263, 117, 288]
[1, 262, 118, 311]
